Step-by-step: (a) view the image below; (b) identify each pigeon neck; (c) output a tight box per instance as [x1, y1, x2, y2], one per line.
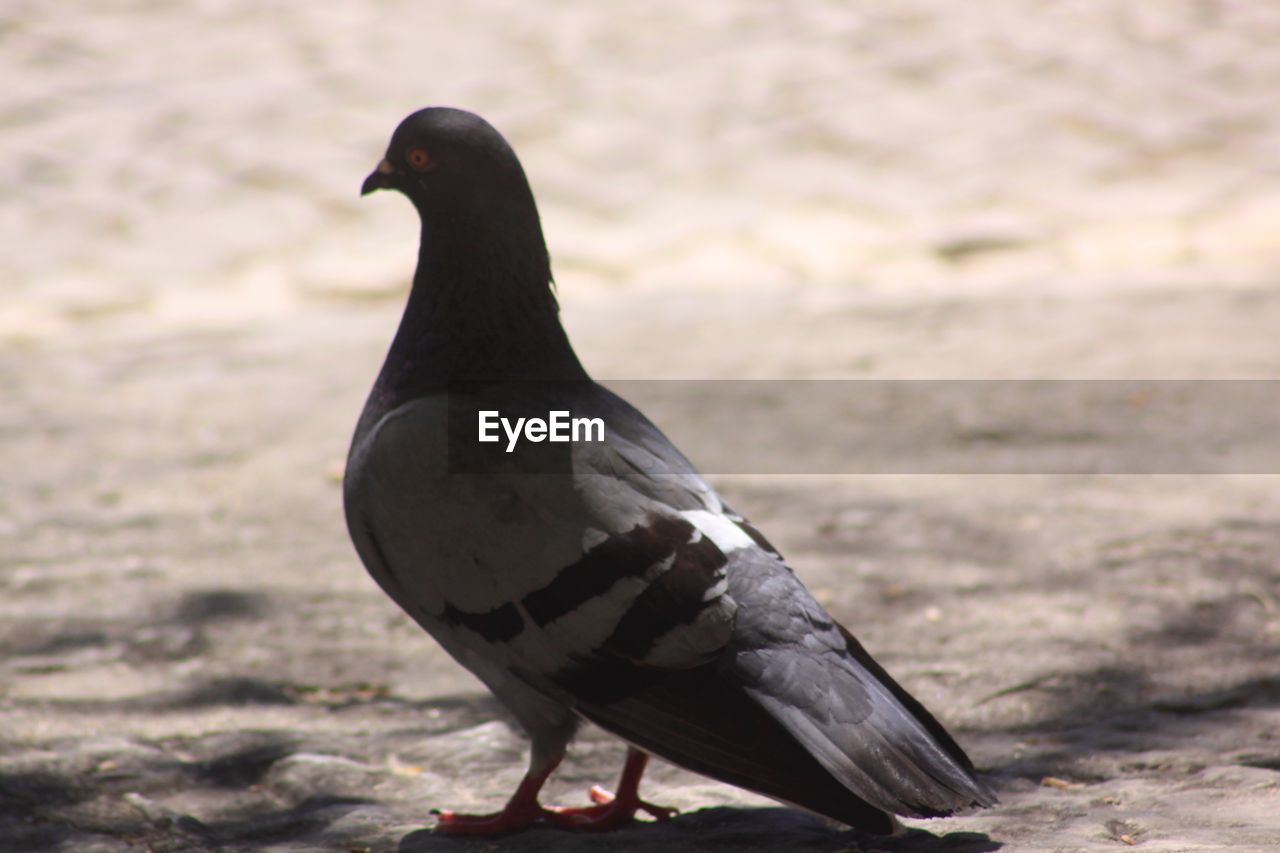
[407, 215, 585, 380]
[361, 213, 586, 432]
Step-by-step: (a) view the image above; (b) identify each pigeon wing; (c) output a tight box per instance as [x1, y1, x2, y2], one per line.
[554, 388, 997, 822]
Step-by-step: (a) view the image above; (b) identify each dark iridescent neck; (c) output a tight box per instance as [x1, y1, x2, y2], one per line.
[406, 212, 583, 379]
[354, 215, 586, 440]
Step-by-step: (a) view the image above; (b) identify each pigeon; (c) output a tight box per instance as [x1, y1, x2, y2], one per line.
[345, 106, 996, 835]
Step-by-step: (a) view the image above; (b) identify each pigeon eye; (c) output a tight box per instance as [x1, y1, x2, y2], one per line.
[406, 148, 432, 171]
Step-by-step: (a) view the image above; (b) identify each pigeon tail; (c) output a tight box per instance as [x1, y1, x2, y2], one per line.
[741, 621, 997, 819]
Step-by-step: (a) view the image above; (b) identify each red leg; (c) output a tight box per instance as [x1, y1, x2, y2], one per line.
[543, 748, 678, 831]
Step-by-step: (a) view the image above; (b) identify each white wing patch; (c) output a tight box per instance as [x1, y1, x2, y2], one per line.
[680, 509, 756, 554]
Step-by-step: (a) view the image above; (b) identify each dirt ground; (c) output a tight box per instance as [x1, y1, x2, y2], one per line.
[3, 2, 1280, 851]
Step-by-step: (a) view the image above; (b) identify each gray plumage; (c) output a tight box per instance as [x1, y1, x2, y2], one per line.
[345, 107, 995, 833]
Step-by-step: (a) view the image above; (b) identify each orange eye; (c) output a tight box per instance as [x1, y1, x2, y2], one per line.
[406, 148, 431, 171]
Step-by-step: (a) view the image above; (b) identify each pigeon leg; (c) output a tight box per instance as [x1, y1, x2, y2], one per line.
[544, 748, 677, 831]
[434, 752, 562, 836]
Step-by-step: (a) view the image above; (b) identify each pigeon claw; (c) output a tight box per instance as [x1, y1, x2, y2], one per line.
[542, 785, 678, 832]
[432, 749, 671, 835]
[433, 803, 550, 836]
[433, 790, 676, 836]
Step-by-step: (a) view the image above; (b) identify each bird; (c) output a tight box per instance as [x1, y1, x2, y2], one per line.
[344, 106, 996, 836]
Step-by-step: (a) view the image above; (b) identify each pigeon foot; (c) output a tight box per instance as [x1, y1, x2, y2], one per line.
[544, 784, 677, 831]
[433, 747, 670, 835]
[433, 802, 556, 836]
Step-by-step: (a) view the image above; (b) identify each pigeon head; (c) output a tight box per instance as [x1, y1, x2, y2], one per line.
[361, 107, 534, 218]
[357, 107, 582, 384]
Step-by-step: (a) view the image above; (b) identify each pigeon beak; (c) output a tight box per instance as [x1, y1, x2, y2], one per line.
[361, 158, 397, 196]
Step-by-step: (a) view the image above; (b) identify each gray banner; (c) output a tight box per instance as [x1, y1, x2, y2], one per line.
[601, 380, 1280, 474]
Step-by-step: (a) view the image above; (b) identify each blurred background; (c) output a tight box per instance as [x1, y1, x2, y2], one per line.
[3, 2, 1280, 850]
[4, 0, 1278, 339]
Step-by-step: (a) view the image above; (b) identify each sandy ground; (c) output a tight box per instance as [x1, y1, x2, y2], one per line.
[3, 2, 1280, 851]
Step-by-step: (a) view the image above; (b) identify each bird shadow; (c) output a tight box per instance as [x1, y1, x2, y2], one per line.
[397, 807, 1000, 852]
